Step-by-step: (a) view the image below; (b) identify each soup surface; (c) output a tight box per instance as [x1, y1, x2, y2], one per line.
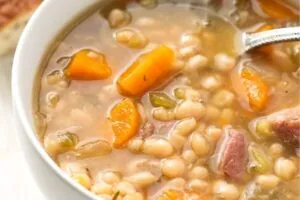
[34, 0, 300, 199]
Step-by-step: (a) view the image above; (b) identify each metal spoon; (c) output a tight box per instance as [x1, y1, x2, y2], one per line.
[238, 26, 300, 54]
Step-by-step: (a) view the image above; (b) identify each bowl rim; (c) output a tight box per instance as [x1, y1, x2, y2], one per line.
[11, 1, 100, 199]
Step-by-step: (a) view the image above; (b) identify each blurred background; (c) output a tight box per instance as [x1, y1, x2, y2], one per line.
[0, 1, 45, 199]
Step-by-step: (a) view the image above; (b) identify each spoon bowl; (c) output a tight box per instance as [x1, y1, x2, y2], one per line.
[239, 26, 300, 54]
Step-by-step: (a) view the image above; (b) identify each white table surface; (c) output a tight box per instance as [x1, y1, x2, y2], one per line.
[0, 54, 46, 200]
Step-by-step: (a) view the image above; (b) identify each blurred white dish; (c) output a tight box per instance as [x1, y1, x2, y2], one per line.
[0, 54, 45, 200]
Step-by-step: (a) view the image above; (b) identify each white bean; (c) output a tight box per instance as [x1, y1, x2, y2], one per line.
[205, 126, 222, 143]
[199, 74, 222, 91]
[175, 87, 207, 101]
[46, 70, 70, 88]
[142, 138, 173, 158]
[213, 180, 240, 200]
[166, 178, 186, 188]
[173, 118, 197, 137]
[115, 181, 136, 196]
[115, 29, 134, 42]
[44, 132, 78, 156]
[126, 171, 157, 188]
[188, 179, 210, 194]
[178, 45, 201, 59]
[211, 89, 235, 108]
[115, 29, 148, 49]
[168, 118, 196, 149]
[61, 163, 86, 175]
[72, 173, 92, 189]
[128, 138, 144, 153]
[214, 53, 236, 72]
[188, 166, 209, 180]
[175, 100, 206, 120]
[184, 54, 208, 73]
[152, 107, 175, 121]
[274, 157, 297, 180]
[108, 9, 131, 28]
[161, 157, 186, 178]
[255, 174, 280, 189]
[169, 133, 186, 150]
[182, 150, 197, 164]
[269, 143, 285, 158]
[91, 181, 113, 195]
[191, 133, 210, 157]
[101, 171, 121, 185]
[46, 92, 60, 108]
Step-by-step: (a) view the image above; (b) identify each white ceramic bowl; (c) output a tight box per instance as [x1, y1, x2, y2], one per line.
[11, 0, 299, 199]
[12, 0, 103, 199]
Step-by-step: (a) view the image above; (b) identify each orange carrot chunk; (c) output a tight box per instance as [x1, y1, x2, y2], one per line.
[117, 45, 175, 96]
[65, 49, 112, 80]
[110, 98, 140, 148]
[241, 67, 268, 111]
[254, 0, 298, 20]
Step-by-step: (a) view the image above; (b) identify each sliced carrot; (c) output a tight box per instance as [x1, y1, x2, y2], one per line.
[65, 49, 112, 80]
[110, 98, 140, 148]
[254, 0, 298, 20]
[241, 67, 268, 111]
[254, 23, 275, 55]
[158, 189, 185, 200]
[117, 45, 175, 96]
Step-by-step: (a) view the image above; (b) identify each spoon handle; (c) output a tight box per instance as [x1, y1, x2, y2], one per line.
[243, 27, 300, 52]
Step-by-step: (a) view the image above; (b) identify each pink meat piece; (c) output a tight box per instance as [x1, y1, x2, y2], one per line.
[219, 128, 247, 180]
[272, 117, 300, 147]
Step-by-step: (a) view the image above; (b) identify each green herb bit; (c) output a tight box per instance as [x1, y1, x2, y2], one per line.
[149, 92, 176, 109]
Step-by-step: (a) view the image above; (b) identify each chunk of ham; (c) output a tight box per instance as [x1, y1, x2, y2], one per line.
[272, 117, 300, 147]
[250, 106, 300, 147]
[210, 126, 248, 180]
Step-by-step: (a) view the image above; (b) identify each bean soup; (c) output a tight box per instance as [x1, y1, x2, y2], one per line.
[34, 0, 300, 199]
